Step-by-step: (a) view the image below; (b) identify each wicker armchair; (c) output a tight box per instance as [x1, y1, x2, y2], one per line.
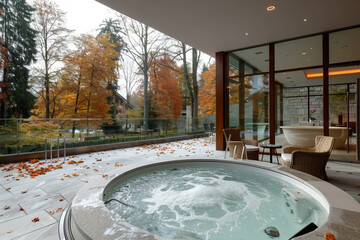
[281, 136, 335, 180]
[223, 128, 259, 160]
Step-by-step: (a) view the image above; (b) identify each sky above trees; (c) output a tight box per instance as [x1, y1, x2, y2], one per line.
[26, 0, 116, 35]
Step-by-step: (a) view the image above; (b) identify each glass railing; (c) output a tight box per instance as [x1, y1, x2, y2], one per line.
[0, 117, 215, 156]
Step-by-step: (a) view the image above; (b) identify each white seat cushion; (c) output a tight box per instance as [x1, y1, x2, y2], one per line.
[281, 153, 292, 163]
[245, 145, 259, 151]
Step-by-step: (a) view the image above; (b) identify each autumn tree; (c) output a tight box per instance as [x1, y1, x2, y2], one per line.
[61, 34, 118, 136]
[0, 0, 37, 118]
[31, 34, 119, 136]
[199, 64, 216, 115]
[32, 0, 73, 118]
[119, 14, 168, 130]
[167, 41, 201, 130]
[148, 56, 183, 119]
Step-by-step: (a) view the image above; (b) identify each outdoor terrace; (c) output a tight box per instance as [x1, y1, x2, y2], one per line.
[0, 136, 359, 239]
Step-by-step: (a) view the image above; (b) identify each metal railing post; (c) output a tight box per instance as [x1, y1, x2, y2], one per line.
[57, 137, 60, 161]
[64, 138, 66, 161]
[45, 138, 47, 162]
[50, 138, 53, 161]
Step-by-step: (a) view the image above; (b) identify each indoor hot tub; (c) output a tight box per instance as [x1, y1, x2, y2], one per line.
[59, 159, 360, 240]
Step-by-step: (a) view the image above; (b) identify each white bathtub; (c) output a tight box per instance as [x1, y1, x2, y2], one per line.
[280, 126, 347, 149]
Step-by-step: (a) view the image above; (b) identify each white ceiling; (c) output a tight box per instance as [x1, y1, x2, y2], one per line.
[96, 0, 360, 57]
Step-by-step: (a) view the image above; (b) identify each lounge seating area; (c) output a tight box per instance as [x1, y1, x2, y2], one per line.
[281, 136, 335, 180]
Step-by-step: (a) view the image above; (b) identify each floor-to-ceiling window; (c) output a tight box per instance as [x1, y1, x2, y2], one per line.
[228, 46, 269, 141]
[222, 26, 360, 160]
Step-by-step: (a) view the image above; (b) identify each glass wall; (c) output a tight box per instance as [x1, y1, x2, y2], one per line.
[224, 26, 360, 160]
[228, 45, 269, 141]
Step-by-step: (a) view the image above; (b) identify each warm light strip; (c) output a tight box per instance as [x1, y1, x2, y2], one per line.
[307, 69, 360, 78]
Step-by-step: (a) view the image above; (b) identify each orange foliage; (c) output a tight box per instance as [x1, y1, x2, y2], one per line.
[199, 64, 216, 115]
[148, 56, 183, 119]
[32, 34, 118, 123]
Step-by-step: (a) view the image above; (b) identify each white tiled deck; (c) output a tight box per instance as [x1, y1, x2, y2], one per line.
[0, 137, 359, 239]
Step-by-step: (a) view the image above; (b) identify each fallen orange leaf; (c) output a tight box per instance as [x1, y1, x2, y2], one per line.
[56, 208, 63, 212]
[72, 173, 79, 176]
[94, 169, 98, 172]
[32, 217, 39, 222]
[324, 232, 336, 240]
[30, 159, 39, 164]
[21, 189, 28, 194]
[7, 230, 12, 234]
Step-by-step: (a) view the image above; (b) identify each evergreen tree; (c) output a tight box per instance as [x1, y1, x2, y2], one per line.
[0, 0, 37, 118]
[98, 18, 124, 119]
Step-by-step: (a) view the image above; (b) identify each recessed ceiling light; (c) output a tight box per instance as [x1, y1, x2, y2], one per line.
[301, 52, 307, 55]
[303, 18, 308, 22]
[267, 5, 276, 11]
[310, 47, 313, 50]
[245, 32, 249, 36]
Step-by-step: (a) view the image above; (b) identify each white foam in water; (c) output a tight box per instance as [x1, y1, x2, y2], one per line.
[105, 166, 328, 240]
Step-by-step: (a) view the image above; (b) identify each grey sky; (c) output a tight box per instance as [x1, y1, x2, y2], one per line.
[27, 0, 116, 35]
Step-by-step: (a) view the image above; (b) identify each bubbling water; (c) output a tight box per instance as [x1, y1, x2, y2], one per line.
[105, 166, 327, 240]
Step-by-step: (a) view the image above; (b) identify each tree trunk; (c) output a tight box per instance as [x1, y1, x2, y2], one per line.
[192, 48, 199, 130]
[142, 25, 149, 130]
[72, 73, 82, 138]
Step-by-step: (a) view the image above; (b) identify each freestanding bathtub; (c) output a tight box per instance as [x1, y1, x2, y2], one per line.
[59, 158, 360, 240]
[280, 126, 347, 149]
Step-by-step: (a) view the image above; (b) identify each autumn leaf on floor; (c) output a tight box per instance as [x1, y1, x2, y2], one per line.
[72, 173, 79, 176]
[68, 160, 76, 164]
[102, 174, 108, 178]
[324, 232, 336, 240]
[30, 159, 39, 164]
[21, 189, 28, 194]
[49, 211, 54, 215]
[76, 161, 84, 164]
[3, 205, 10, 210]
[19, 208, 24, 211]
[32, 217, 39, 222]
[59, 199, 64, 202]
[94, 169, 98, 172]
[115, 163, 119, 167]
[56, 208, 63, 212]
[7, 230, 12, 234]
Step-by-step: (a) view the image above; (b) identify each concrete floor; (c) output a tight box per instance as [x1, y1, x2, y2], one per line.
[0, 137, 359, 239]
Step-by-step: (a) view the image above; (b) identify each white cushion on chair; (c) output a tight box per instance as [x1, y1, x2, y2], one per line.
[245, 145, 259, 151]
[281, 153, 292, 163]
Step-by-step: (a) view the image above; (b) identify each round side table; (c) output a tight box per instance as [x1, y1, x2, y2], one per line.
[260, 143, 282, 164]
